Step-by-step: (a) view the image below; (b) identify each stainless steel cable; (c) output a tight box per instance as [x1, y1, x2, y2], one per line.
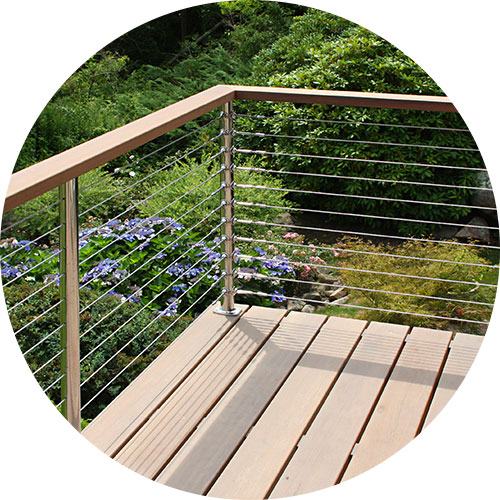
[79, 226, 222, 339]
[235, 201, 500, 233]
[235, 130, 479, 152]
[234, 148, 486, 173]
[80, 247, 223, 362]
[14, 299, 64, 337]
[2, 224, 63, 261]
[80, 267, 222, 389]
[235, 235, 498, 269]
[238, 253, 497, 288]
[79, 194, 222, 301]
[81, 283, 224, 412]
[1, 198, 63, 231]
[79, 114, 223, 193]
[6, 275, 62, 313]
[79, 160, 222, 266]
[23, 324, 65, 356]
[32, 348, 65, 376]
[236, 272, 494, 307]
[236, 183, 496, 212]
[79, 134, 223, 218]
[233, 113, 471, 133]
[55, 399, 65, 409]
[236, 290, 490, 325]
[3, 249, 62, 287]
[235, 165, 492, 192]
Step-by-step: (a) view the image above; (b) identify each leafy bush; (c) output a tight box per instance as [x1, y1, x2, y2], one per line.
[240, 11, 484, 236]
[4, 283, 191, 419]
[335, 237, 497, 333]
[137, 155, 294, 237]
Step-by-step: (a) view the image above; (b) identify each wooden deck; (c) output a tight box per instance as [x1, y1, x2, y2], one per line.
[82, 304, 483, 498]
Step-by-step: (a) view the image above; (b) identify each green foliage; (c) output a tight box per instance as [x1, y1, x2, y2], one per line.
[4, 283, 191, 419]
[3, 167, 129, 239]
[335, 237, 497, 333]
[241, 11, 483, 236]
[137, 155, 294, 237]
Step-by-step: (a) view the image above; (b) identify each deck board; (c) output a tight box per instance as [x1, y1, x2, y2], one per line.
[269, 321, 409, 498]
[114, 306, 286, 478]
[82, 303, 249, 456]
[342, 326, 452, 482]
[155, 311, 326, 494]
[82, 306, 483, 498]
[208, 317, 367, 500]
[423, 333, 483, 428]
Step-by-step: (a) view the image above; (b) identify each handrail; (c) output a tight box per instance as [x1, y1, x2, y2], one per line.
[3, 85, 456, 213]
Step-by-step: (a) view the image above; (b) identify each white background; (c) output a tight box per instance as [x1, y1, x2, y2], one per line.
[0, 1, 498, 499]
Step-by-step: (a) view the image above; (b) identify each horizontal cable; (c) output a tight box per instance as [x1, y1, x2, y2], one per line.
[236, 183, 496, 212]
[238, 253, 497, 288]
[234, 113, 471, 133]
[235, 165, 492, 192]
[79, 114, 223, 193]
[6, 275, 62, 313]
[237, 272, 494, 307]
[235, 130, 479, 152]
[236, 235, 498, 269]
[43, 373, 65, 394]
[23, 324, 65, 356]
[236, 217, 500, 250]
[235, 200, 500, 233]
[3, 249, 62, 287]
[32, 348, 64, 376]
[2, 224, 63, 261]
[2, 197, 63, 230]
[80, 157, 222, 266]
[14, 299, 64, 337]
[55, 399, 65, 410]
[81, 261, 221, 384]
[79, 133, 223, 218]
[235, 148, 486, 173]
[236, 290, 490, 325]
[81, 248, 223, 362]
[79, 192, 222, 301]
[79, 225, 222, 339]
[81, 284, 224, 412]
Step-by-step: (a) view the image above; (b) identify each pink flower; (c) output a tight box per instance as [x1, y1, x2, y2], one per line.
[292, 249, 299, 255]
[283, 232, 299, 240]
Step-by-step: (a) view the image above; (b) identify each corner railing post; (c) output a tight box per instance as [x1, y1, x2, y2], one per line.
[215, 101, 241, 316]
[59, 178, 81, 430]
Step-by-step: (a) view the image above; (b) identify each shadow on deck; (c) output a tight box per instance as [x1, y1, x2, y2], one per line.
[82, 304, 483, 499]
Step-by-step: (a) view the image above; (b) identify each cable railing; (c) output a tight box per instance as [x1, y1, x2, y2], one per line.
[1, 84, 497, 433]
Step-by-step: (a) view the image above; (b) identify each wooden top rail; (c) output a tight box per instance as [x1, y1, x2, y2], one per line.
[3, 85, 457, 213]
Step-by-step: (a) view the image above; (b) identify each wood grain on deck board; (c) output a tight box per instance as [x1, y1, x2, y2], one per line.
[270, 321, 409, 498]
[342, 326, 452, 482]
[423, 333, 483, 428]
[82, 304, 249, 456]
[114, 306, 286, 478]
[208, 317, 367, 500]
[156, 311, 327, 494]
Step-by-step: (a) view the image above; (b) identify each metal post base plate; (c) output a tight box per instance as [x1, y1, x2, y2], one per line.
[213, 305, 243, 316]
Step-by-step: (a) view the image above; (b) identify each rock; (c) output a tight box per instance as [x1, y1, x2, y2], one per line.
[317, 273, 341, 285]
[432, 225, 459, 240]
[302, 304, 316, 313]
[331, 295, 350, 306]
[273, 212, 294, 227]
[327, 287, 347, 300]
[287, 299, 306, 311]
[303, 291, 323, 301]
[455, 217, 491, 243]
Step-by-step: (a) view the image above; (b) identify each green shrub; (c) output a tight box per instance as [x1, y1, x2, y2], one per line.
[4, 283, 191, 419]
[335, 237, 497, 333]
[138, 155, 294, 237]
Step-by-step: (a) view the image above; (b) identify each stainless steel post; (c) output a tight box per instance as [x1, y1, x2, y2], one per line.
[59, 179, 81, 430]
[215, 102, 241, 316]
